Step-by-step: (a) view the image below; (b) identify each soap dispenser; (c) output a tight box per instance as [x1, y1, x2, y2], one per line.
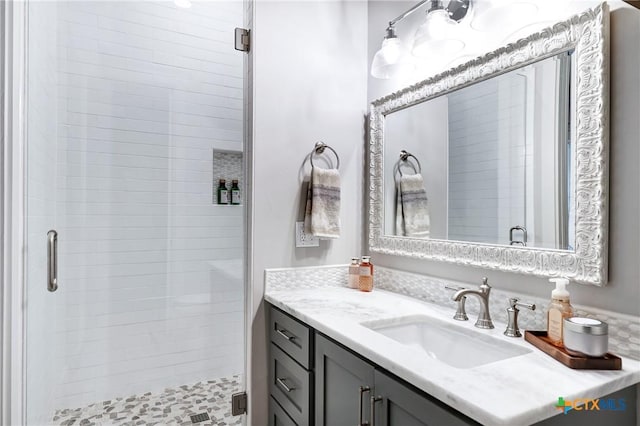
[547, 278, 573, 346]
[358, 256, 374, 292]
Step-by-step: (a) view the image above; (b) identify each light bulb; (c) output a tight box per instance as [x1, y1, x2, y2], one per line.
[380, 38, 402, 64]
[371, 32, 409, 79]
[371, 48, 402, 79]
[412, 9, 464, 58]
[425, 9, 453, 38]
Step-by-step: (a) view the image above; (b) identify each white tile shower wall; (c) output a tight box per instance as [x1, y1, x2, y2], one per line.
[26, 3, 60, 424]
[447, 75, 526, 245]
[51, 1, 244, 409]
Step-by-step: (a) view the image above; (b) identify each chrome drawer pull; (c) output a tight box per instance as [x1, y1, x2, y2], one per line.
[276, 377, 295, 393]
[370, 396, 382, 426]
[276, 328, 296, 341]
[358, 386, 371, 426]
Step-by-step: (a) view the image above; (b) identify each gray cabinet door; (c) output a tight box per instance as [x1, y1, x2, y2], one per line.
[373, 370, 478, 426]
[269, 397, 298, 426]
[315, 334, 375, 426]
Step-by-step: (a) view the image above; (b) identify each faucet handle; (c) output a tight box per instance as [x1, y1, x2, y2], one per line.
[444, 285, 465, 291]
[504, 298, 536, 337]
[508, 297, 536, 311]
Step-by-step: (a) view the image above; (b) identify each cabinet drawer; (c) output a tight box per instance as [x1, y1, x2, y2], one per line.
[270, 344, 312, 426]
[269, 396, 297, 426]
[270, 306, 312, 369]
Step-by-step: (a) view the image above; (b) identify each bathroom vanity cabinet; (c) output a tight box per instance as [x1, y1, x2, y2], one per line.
[267, 301, 637, 426]
[269, 307, 313, 425]
[315, 334, 476, 426]
[268, 304, 477, 426]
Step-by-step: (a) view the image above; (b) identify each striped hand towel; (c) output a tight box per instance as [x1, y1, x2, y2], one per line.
[304, 167, 341, 239]
[395, 173, 430, 237]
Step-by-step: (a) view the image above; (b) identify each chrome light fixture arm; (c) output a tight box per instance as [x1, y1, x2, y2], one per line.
[387, 0, 469, 30]
[388, 0, 430, 30]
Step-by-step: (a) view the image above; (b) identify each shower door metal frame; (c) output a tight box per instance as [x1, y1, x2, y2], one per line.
[242, 1, 254, 419]
[1, 0, 28, 425]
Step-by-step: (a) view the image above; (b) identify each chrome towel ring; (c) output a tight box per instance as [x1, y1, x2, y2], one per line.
[309, 141, 340, 170]
[397, 150, 422, 176]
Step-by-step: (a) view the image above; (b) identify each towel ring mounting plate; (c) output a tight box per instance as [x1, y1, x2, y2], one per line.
[397, 150, 421, 176]
[310, 141, 340, 170]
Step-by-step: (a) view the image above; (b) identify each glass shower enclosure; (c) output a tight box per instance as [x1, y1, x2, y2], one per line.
[20, 1, 248, 424]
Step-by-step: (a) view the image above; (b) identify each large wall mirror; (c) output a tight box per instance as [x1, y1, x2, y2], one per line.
[368, 4, 609, 285]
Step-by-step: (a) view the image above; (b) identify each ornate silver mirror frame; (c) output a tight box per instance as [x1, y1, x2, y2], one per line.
[368, 3, 610, 286]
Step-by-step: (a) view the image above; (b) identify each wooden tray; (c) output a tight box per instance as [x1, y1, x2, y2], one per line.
[524, 330, 621, 370]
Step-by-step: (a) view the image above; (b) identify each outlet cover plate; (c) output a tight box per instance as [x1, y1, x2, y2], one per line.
[296, 221, 320, 247]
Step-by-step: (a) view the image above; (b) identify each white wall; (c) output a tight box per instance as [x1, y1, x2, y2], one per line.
[384, 97, 448, 238]
[250, 0, 368, 422]
[26, 0, 246, 410]
[368, 1, 640, 316]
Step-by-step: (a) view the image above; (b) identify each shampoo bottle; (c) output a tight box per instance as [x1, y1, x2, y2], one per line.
[217, 179, 228, 205]
[547, 278, 573, 346]
[230, 179, 241, 205]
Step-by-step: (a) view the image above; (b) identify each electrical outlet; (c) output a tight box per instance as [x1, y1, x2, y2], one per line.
[295, 221, 320, 247]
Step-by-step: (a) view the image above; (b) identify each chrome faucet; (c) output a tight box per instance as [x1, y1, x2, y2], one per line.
[445, 285, 468, 321]
[504, 298, 536, 337]
[452, 277, 494, 329]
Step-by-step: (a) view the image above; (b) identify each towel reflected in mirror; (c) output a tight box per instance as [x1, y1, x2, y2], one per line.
[395, 173, 430, 237]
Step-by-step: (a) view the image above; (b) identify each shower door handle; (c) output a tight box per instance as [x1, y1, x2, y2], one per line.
[47, 230, 58, 292]
[509, 225, 527, 246]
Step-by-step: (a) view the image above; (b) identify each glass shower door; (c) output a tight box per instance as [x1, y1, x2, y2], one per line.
[24, 1, 247, 424]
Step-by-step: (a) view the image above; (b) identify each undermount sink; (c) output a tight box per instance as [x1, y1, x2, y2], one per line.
[364, 316, 531, 369]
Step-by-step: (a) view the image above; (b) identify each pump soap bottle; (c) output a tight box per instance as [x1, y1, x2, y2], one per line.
[547, 278, 573, 346]
[348, 258, 360, 289]
[358, 256, 374, 292]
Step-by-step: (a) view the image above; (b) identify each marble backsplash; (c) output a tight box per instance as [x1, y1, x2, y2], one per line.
[265, 265, 640, 360]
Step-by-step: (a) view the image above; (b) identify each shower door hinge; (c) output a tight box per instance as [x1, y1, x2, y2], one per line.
[234, 28, 250, 52]
[231, 392, 247, 416]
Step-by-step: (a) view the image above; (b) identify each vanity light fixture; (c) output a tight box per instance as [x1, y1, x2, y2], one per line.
[371, 0, 471, 79]
[412, 0, 468, 57]
[370, 26, 405, 79]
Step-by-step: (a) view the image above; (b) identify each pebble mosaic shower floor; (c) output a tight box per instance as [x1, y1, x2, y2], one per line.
[53, 376, 243, 426]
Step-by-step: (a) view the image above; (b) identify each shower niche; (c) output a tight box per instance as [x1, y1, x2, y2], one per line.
[213, 150, 244, 205]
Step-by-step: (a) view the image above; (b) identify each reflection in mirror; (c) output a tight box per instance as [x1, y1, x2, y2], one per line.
[383, 51, 575, 250]
[394, 150, 431, 237]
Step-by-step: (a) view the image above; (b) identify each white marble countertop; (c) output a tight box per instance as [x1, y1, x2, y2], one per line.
[264, 286, 640, 426]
